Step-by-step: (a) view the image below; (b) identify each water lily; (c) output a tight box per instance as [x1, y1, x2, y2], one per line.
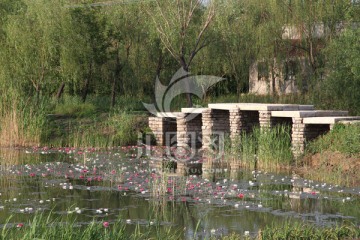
[103, 221, 109, 228]
[238, 193, 244, 199]
[16, 223, 24, 228]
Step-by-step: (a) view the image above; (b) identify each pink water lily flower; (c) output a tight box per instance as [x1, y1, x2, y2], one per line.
[103, 221, 110, 228]
[16, 223, 24, 228]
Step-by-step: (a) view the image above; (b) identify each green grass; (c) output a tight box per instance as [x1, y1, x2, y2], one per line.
[0, 95, 48, 147]
[54, 96, 97, 118]
[53, 95, 149, 117]
[3, 211, 359, 240]
[1, 212, 180, 240]
[42, 112, 149, 148]
[229, 125, 293, 169]
[306, 123, 360, 156]
[259, 222, 360, 240]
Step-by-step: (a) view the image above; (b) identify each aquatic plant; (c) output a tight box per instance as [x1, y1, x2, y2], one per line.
[229, 125, 293, 169]
[307, 123, 360, 156]
[259, 221, 360, 240]
[0, 211, 180, 240]
[0, 96, 47, 147]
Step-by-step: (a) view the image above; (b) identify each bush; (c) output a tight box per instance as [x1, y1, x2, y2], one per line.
[54, 95, 96, 117]
[110, 112, 148, 146]
[230, 125, 293, 169]
[314, 28, 360, 115]
[306, 123, 360, 156]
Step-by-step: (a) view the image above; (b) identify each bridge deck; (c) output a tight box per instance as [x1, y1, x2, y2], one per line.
[208, 103, 314, 111]
[181, 108, 207, 113]
[303, 116, 360, 124]
[271, 110, 348, 118]
[155, 112, 182, 118]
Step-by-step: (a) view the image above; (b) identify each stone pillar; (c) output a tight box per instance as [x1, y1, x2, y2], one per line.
[148, 117, 165, 145]
[176, 113, 202, 149]
[148, 117, 177, 146]
[292, 119, 331, 158]
[229, 109, 252, 147]
[201, 109, 213, 150]
[291, 117, 306, 158]
[201, 109, 230, 150]
[229, 109, 242, 143]
[176, 113, 188, 148]
[259, 110, 272, 129]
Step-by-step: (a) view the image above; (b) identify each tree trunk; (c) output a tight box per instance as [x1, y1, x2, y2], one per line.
[153, 50, 163, 104]
[82, 63, 92, 103]
[111, 76, 116, 108]
[111, 56, 119, 108]
[182, 65, 193, 108]
[56, 82, 65, 99]
[271, 68, 276, 96]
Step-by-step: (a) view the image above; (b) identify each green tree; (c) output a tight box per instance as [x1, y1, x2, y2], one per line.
[213, 0, 255, 99]
[148, 0, 216, 107]
[316, 27, 360, 115]
[60, 3, 107, 102]
[2, 0, 63, 99]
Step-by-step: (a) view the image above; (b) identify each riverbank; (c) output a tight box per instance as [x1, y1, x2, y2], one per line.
[298, 123, 360, 187]
[0, 95, 359, 187]
[1, 212, 359, 240]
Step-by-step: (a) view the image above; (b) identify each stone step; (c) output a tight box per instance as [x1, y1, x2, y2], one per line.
[303, 116, 360, 124]
[272, 110, 348, 118]
[208, 103, 314, 111]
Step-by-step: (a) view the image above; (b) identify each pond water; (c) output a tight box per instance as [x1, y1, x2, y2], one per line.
[0, 147, 359, 239]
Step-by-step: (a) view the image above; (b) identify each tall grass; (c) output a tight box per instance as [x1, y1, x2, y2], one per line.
[44, 112, 149, 148]
[259, 222, 360, 240]
[306, 123, 360, 156]
[0, 96, 47, 147]
[230, 125, 293, 169]
[109, 112, 149, 147]
[42, 94, 150, 148]
[53, 95, 96, 118]
[0, 211, 180, 240]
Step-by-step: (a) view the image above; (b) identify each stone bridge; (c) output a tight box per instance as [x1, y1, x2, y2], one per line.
[148, 103, 360, 158]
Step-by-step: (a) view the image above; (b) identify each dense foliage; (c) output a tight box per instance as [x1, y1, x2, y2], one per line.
[0, 0, 359, 146]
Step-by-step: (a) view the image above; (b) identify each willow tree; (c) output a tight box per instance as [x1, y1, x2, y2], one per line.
[317, 27, 360, 114]
[3, 0, 63, 99]
[60, 3, 108, 102]
[249, 0, 295, 95]
[148, 0, 216, 107]
[102, 3, 148, 107]
[282, 0, 352, 79]
[213, 0, 255, 99]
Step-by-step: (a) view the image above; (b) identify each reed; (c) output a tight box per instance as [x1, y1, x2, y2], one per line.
[306, 123, 360, 156]
[0, 97, 47, 147]
[229, 125, 293, 169]
[1, 211, 180, 240]
[259, 221, 360, 240]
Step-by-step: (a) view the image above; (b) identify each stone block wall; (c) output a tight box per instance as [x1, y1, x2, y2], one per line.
[229, 110, 260, 143]
[148, 117, 177, 146]
[291, 118, 330, 157]
[259, 110, 272, 128]
[202, 109, 230, 149]
[176, 113, 202, 149]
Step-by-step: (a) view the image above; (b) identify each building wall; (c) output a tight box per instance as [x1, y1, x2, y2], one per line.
[249, 58, 311, 95]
